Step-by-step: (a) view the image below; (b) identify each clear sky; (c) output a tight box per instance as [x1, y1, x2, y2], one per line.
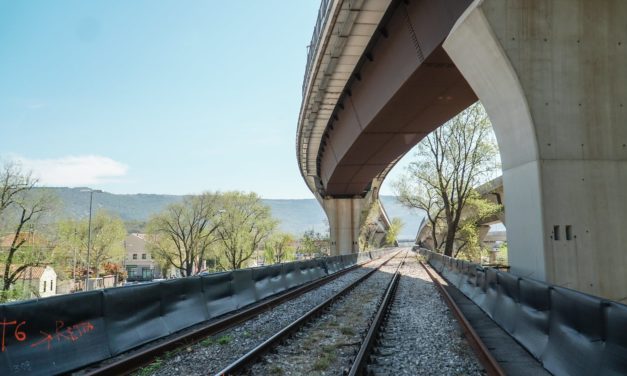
[0, 0, 411, 199]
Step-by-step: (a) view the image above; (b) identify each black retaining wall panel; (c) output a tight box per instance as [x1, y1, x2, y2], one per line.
[478, 268, 498, 317]
[603, 302, 627, 374]
[252, 264, 285, 301]
[202, 272, 235, 318]
[493, 271, 519, 333]
[161, 278, 208, 333]
[231, 269, 257, 309]
[281, 262, 302, 289]
[542, 287, 604, 376]
[515, 277, 550, 359]
[104, 283, 166, 355]
[0, 291, 109, 375]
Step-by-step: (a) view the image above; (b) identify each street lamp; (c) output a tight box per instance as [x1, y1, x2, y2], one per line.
[81, 189, 102, 291]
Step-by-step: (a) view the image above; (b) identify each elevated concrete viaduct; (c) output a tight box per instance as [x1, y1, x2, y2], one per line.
[297, 0, 627, 301]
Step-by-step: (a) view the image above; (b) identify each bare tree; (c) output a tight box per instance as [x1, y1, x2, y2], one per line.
[0, 162, 55, 293]
[394, 180, 445, 249]
[395, 103, 499, 257]
[147, 193, 222, 277]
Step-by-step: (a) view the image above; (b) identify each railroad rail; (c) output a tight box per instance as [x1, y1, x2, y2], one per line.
[215, 251, 408, 376]
[347, 255, 402, 376]
[419, 260, 505, 376]
[79, 252, 399, 376]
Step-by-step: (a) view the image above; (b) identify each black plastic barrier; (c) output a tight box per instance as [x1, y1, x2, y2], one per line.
[419, 249, 627, 376]
[0, 291, 109, 375]
[0, 248, 395, 375]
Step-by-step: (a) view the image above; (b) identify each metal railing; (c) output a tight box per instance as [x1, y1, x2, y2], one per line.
[302, 0, 334, 96]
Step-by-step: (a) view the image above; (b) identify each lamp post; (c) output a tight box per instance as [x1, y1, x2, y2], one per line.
[72, 229, 77, 284]
[81, 189, 102, 291]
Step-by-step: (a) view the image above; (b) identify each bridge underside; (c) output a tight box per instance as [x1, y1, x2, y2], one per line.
[319, 1, 475, 197]
[311, 0, 474, 255]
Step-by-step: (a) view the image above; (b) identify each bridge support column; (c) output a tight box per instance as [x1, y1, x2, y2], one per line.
[445, 0, 627, 301]
[322, 197, 364, 255]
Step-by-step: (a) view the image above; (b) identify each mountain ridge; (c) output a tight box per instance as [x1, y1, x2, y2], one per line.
[40, 187, 424, 239]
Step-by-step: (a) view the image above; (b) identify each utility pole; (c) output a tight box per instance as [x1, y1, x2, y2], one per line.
[82, 189, 102, 291]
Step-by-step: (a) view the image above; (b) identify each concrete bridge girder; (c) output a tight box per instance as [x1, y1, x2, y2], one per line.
[444, 0, 627, 300]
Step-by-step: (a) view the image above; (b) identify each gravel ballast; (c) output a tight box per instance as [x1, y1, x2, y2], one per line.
[246, 252, 406, 375]
[367, 254, 485, 375]
[142, 253, 395, 376]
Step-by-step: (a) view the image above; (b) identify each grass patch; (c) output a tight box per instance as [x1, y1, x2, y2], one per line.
[340, 326, 355, 336]
[269, 365, 284, 375]
[312, 345, 337, 371]
[162, 350, 179, 360]
[200, 337, 214, 347]
[134, 358, 162, 376]
[217, 334, 232, 345]
[313, 354, 335, 371]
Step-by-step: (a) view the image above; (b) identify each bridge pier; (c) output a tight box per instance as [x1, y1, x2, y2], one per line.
[323, 197, 364, 255]
[445, 0, 627, 301]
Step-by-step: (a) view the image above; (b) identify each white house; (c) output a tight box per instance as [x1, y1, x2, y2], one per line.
[18, 265, 58, 298]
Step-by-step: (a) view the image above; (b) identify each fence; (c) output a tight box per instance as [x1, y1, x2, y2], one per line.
[0, 249, 393, 375]
[419, 249, 627, 376]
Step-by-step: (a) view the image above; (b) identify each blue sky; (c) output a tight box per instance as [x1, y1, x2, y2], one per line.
[0, 0, 410, 199]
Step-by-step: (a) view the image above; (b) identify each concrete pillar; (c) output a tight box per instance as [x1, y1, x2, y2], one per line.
[444, 0, 627, 301]
[323, 197, 364, 255]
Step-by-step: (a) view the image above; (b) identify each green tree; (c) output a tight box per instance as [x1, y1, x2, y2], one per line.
[395, 102, 499, 257]
[147, 193, 222, 277]
[52, 221, 82, 280]
[0, 162, 56, 296]
[359, 201, 382, 251]
[453, 192, 502, 261]
[299, 229, 328, 257]
[385, 217, 404, 246]
[264, 233, 295, 264]
[214, 192, 277, 270]
[53, 211, 126, 278]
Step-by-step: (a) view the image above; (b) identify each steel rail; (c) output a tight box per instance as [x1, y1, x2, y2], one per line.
[214, 250, 404, 376]
[419, 260, 506, 376]
[80, 254, 394, 376]
[347, 253, 406, 376]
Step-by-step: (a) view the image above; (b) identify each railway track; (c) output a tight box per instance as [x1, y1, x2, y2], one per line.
[353, 256, 492, 376]
[217, 251, 408, 375]
[75, 251, 399, 376]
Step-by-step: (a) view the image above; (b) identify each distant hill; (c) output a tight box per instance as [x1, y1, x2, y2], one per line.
[41, 188, 425, 239]
[47, 187, 182, 221]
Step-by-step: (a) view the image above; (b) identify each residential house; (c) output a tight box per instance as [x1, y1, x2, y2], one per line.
[3, 265, 58, 298]
[0, 232, 57, 298]
[124, 233, 162, 281]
